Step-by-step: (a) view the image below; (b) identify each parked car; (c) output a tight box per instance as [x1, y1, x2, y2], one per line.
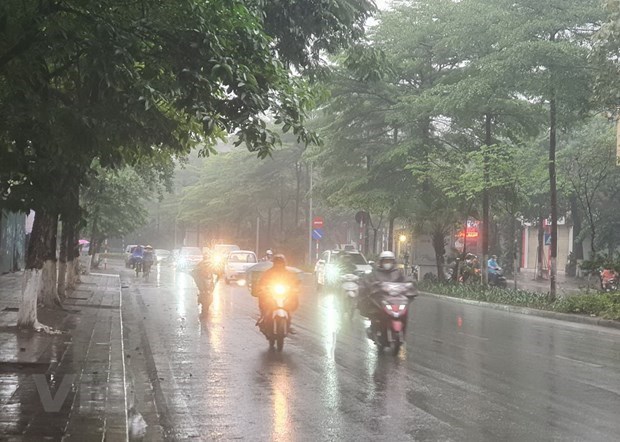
[314, 250, 372, 290]
[176, 246, 203, 270]
[223, 250, 258, 285]
[124, 245, 138, 267]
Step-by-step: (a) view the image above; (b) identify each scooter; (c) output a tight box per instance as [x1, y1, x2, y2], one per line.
[192, 266, 214, 314]
[600, 269, 618, 292]
[488, 267, 508, 288]
[257, 283, 296, 351]
[340, 272, 360, 320]
[366, 282, 416, 355]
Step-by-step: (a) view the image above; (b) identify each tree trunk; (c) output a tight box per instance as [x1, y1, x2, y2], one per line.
[18, 209, 53, 328]
[267, 208, 272, 247]
[513, 217, 520, 289]
[387, 216, 395, 252]
[569, 195, 584, 260]
[295, 161, 302, 228]
[39, 211, 61, 307]
[66, 219, 77, 290]
[372, 228, 378, 255]
[537, 213, 545, 280]
[58, 221, 68, 299]
[482, 113, 492, 285]
[549, 96, 558, 300]
[431, 229, 446, 281]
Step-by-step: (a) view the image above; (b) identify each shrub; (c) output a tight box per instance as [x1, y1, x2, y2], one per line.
[417, 281, 620, 321]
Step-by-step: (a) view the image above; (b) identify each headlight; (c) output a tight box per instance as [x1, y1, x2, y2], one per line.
[325, 264, 340, 282]
[274, 284, 287, 296]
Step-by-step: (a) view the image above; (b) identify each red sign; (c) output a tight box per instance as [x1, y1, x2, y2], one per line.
[312, 216, 324, 228]
[457, 230, 479, 239]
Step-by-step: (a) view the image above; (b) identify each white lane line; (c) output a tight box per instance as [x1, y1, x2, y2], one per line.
[555, 354, 604, 368]
[457, 332, 489, 341]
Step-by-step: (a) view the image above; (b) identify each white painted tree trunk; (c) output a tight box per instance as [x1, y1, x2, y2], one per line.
[18, 269, 42, 328]
[66, 259, 76, 290]
[39, 259, 60, 307]
[57, 260, 67, 298]
[82, 255, 92, 275]
[74, 257, 82, 283]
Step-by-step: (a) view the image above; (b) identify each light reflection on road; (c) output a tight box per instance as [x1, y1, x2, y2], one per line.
[271, 364, 292, 441]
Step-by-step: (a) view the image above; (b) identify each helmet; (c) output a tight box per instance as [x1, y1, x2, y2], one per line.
[266, 249, 273, 256]
[145, 245, 153, 250]
[378, 250, 396, 271]
[272, 254, 286, 269]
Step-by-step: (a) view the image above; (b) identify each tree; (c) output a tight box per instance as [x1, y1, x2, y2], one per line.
[0, 0, 375, 328]
[489, 0, 603, 298]
[559, 117, 618, 257]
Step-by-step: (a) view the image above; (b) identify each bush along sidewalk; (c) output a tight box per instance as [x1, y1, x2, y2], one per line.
[417, 282, 620, 321]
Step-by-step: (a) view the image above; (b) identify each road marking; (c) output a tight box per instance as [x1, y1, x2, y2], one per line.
[457, 332, 489, 341]
[555, 354, 604, 368]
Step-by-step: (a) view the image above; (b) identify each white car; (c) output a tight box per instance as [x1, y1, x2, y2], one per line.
[315, 250, 372, 289]
[224, 250, 258, 285]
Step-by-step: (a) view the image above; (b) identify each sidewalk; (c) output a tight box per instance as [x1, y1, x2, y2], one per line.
[0, 271, 127, 440]
[507, 273, 587, 296]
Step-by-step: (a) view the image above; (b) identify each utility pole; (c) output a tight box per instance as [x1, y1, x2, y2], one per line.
[255, 216, 260, 254]
[307, 162, 313, 265]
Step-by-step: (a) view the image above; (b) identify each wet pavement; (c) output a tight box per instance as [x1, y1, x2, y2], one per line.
[120, 263, 620, 441]
[0, 272, 127, 441]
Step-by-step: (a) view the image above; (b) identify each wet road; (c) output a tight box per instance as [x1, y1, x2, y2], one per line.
[122, 264, 620, 441]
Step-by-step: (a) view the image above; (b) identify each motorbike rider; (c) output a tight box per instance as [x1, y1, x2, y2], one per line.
[487, 254, 500, 284]
[256, 254, 300, 330]
[339, 253, 357, 275]
[143, 245, 155, 274]
[358, 251, 407, 318]
[262, 249, 274, 262]
[192, 253, 215, 296]
[130, 245, 144, 268]
[600, 267, 618, 291]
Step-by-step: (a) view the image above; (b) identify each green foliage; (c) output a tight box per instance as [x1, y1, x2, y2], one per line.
[0, 0, 375, 222]
[82, 161, 169, 240]
[418, 281, 620, 320]
[554, 292, 620, 320]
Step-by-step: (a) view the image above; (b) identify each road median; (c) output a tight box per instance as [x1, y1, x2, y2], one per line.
[418, 290, 620, 330]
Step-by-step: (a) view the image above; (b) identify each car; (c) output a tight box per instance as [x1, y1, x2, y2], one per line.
[210, 244, 241, 276]
[223, 250, 258, 285]
[154, 249, 172, 263]
[314, 250, 372, 289]
[124, 245, 138, 267]
[176, 246, 203, 270]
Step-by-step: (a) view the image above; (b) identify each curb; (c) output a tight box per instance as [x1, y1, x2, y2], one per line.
[418, 291, 620, 330]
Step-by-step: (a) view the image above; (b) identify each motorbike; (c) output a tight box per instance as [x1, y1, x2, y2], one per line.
[192, 266, 214, 314]
[143, 260, 153, 279]
[134, 257, 143, 276]
[600, 269, 618, 292]
[488, 267, 508, 288]
[258, 283, 296, 351]
[364, 281, 416, 355]
[340, 272, 361, 320]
